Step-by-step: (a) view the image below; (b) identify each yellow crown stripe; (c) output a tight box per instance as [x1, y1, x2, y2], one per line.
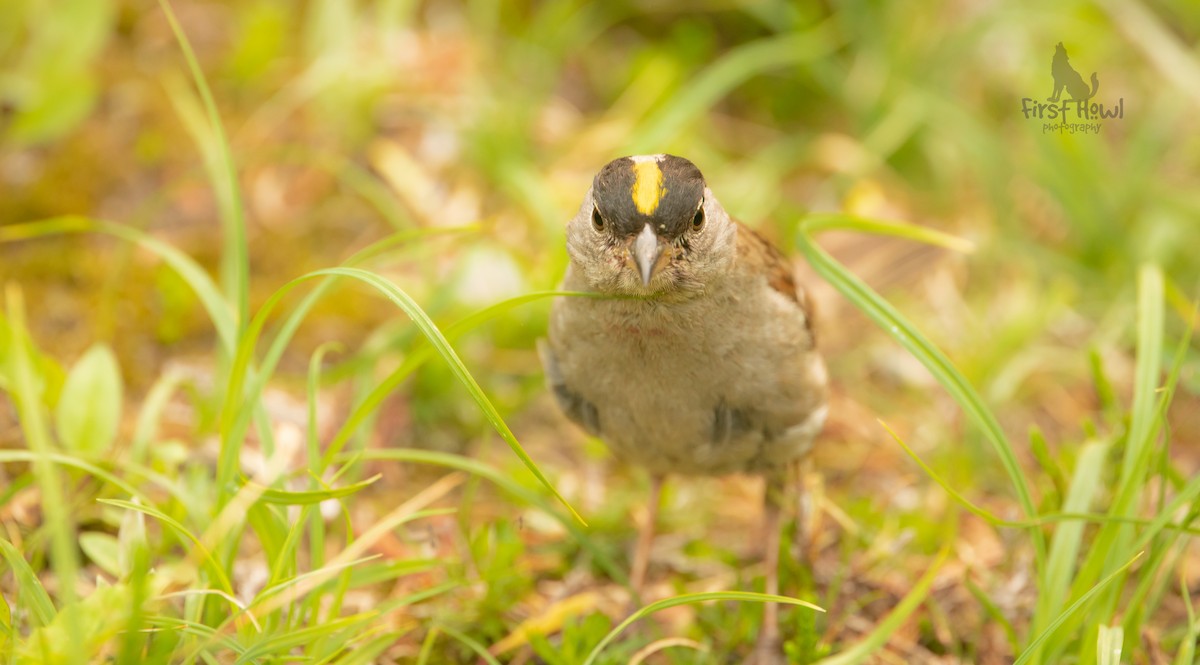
[631, 160, 664, 215]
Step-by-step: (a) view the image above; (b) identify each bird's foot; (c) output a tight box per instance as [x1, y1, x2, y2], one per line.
[742, 635, 788, 665]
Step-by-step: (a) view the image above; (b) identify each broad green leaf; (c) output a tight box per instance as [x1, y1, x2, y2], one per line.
[117, 500, 148, 580]
[1097, 624, 1123, 665]
[79, 532, 121, 578]
[15, 584, 131, 664]
[4, 0, 115, 145]
[0, 312, 65, 406]
[55, 344, 123, 455]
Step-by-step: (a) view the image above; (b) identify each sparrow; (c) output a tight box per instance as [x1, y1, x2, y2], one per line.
[539, 154, 828, 663]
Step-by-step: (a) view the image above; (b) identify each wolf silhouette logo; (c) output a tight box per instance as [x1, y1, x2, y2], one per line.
[1047, 42, 1098, 102]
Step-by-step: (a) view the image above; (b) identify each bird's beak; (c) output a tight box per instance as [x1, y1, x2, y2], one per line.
[631, 223, 664, 286]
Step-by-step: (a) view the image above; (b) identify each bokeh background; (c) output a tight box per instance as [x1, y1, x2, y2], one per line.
[1, 0, 1199, 663]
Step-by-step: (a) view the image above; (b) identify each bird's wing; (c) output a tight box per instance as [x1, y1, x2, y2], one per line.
[537, 338, 601, 436]
[734, 220, 817, 346]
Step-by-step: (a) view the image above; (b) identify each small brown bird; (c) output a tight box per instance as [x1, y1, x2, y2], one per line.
[540, 154, 828, 662]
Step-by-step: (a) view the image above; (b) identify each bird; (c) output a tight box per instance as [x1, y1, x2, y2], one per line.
[539, 153, 828, 662]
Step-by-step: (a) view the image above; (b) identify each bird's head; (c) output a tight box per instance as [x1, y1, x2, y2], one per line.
[565, 154, 736, 297]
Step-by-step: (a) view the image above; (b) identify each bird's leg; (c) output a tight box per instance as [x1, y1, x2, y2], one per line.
[747, 471, 787, 664]
[629, 474, 664, 603]
[794, 457, 812, 567]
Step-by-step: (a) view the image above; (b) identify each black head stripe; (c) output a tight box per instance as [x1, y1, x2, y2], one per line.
[592, 154, 706, 238]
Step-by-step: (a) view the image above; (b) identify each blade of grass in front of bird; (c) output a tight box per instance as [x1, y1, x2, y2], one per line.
[320, 290, 588, 466]
[583, 592, 824, 665]
[814, 544, 949, 665]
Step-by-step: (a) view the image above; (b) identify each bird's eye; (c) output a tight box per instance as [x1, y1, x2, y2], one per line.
[691, 203, 705, 230]
[591, 206, 605, 231]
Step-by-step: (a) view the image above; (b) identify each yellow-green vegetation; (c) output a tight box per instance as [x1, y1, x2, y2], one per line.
[1, 0, 1199, 663]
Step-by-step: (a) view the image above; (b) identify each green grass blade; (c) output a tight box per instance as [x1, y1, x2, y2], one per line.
[346, 448, 624, 584]
[1174, 571, 1198, 665]
[1122, 264, 1164, 487]
[632, 24, 839, 148]
[0, 451, 147, 501]
[1030, 440, 1110, 654]
[438, 623, 503, 665]
[250, 475, 381, 505]
[98, 499, 235, 595]
[0, 217, 235, 351]
[880, 420, 1011, 526]
[320, 290, 585, 467]
[239, 228, 479, 474]
[796, 214, 1043, 562]
[814, 545, 948, 665]
[0, 538, 56, 627]
[220, 268, 583, 523]
[233, 615, 375, 664]
[130, 367, 187, 465]
[1057, 265, 1171, 656]
[3, 285, 82, 662]
[1013, 552, 1143, 665]
[159, 0, 249, 324]
[325, 633, 396, 665]
[142, 615, 245, 654]
[583, 592, 824, 665]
